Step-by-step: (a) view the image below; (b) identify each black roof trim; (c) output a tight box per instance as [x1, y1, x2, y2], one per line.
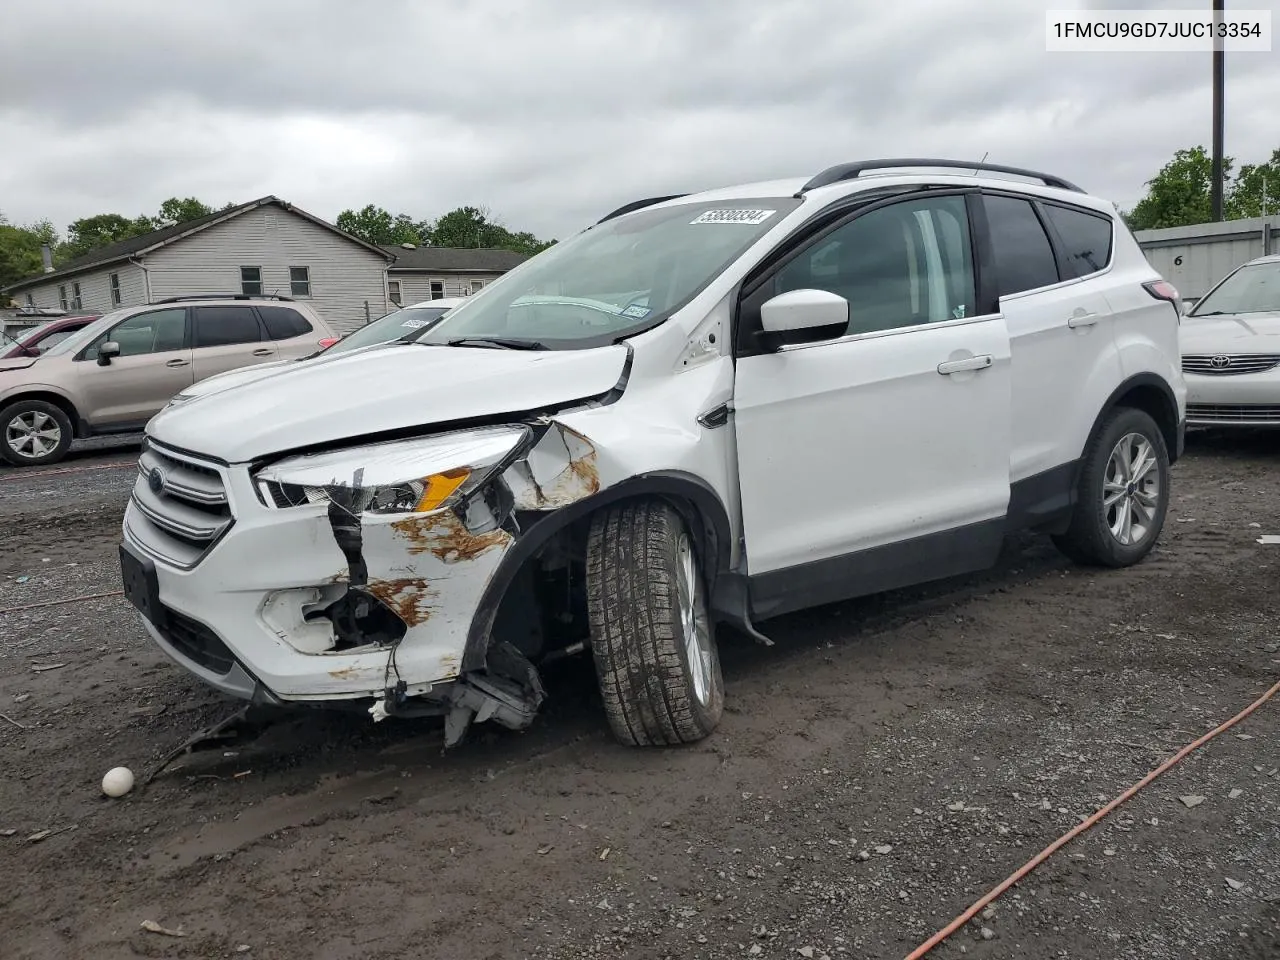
[150, 293, 297, 304]
[596, 194, 689, 224]
[798, 159, 1084, 196]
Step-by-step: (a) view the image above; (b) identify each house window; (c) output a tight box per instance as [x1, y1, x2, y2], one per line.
[240, 266, 263, 296]
[71, 282, 82, 310]
[289, 266, 311, 297]
[58, 285, 68, 310]
[110, 273, 122, 306]
[388, 280, 402, 305]
[429, 281, 444, 300]
[469, 279, 485, 295]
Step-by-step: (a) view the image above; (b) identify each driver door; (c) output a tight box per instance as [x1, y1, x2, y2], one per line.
[76, 307, 195, 428]
[732, 192, 1013, 619]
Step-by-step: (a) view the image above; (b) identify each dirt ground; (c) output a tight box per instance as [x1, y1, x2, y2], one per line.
[1, 432, 1277, 960]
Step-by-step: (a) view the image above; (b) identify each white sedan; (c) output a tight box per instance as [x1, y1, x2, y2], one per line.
[1179, 254, 1280, 427]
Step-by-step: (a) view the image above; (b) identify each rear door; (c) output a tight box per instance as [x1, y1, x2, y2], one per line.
[190, 305, 278, 381]
[75, 307, 194, 426]
[256, 304, 322, 359]
[980, 192, 1121, 498]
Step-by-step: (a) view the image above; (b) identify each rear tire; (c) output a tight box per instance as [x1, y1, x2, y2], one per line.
[0, 399, 74, 468]
[1052, 407, 1170, 568]
[586, 500, 724, 747]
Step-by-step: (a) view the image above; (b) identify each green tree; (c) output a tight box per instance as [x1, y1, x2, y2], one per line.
[0, 216, 61, 298]
[1228, 148, 1280, 218]
[154, 197, 232, 228]
[1125, 146, 1234, 230]
[335, 204, 424, 245]
[58, 213, 157, 262]
[422, 206, 556, 255]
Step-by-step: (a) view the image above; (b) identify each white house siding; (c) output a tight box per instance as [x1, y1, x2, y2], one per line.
[392, 273, 501, 304]
[145, 206, 389, 333]
[16, 262, 147, 313]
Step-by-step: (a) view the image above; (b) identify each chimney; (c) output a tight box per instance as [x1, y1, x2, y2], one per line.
[41, 244, 53, 273]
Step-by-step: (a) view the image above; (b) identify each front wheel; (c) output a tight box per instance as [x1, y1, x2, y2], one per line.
[586, 500, 724, 747]
[1052, 407, 1170, 567]
[0, 399, 74, 468]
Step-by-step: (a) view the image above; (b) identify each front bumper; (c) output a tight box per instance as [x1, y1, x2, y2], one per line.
[1184, 369, 1280, 426]
[121, 441, 513, 703]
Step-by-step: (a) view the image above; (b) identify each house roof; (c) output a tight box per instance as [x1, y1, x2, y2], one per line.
[3, 196, 394, 294]
[383, 245, 530, 273]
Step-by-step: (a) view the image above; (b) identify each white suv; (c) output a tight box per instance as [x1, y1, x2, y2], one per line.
[119, 159, 1186, 749]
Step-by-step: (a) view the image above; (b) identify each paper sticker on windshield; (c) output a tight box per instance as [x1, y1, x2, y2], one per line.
[621, 303, 651, 319]
[400, 317, 430, 329]
[690, 209, 777, 225]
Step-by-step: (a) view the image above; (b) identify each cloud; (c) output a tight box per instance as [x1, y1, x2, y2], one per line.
[0, 0, 1274, 240]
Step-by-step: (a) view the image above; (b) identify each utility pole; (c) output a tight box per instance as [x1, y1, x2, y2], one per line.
[1210, 0, 1226, 221]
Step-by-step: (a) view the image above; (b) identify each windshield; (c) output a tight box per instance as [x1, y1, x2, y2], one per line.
[332, 303, 454, 353]
[1190, 261, 1280, 317]
[418, 197, 800, 349]
[39, 308, 132, 358]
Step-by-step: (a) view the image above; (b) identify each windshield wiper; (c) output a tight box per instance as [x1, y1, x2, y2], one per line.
[446, 337, 547, 351]
[1192, 310, 1229, 316]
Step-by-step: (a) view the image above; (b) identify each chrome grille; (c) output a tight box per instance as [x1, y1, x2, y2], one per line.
[1182, 354, 1280, 376]
[127, 441, 233, 568]
[1186, 403, 1280, 424]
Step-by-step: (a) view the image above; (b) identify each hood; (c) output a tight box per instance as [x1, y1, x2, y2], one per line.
[1179, 311, 1280, 353]
[179, 357, 298, 400]
[148, 342, 630, 462]
[0, 355, 39, 372]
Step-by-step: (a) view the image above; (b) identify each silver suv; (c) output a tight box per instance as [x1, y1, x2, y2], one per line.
[0, 295, 338, 467]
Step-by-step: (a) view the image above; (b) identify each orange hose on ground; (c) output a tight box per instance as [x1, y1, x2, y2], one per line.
[0, 590, 124, 615]
[905, 676, 1280, 959]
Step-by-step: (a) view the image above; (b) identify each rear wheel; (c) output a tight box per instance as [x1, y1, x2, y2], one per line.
[0, 399, 74, 467]
[1052, 407, 1170, 567]
[586, 500, 724, 746]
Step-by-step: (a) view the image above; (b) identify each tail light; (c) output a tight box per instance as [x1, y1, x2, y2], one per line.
[317, 337, 340, 350]
[1142, 280, 1182, 321]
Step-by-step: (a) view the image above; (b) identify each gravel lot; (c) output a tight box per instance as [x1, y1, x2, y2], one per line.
[1, 430, 1277, 960]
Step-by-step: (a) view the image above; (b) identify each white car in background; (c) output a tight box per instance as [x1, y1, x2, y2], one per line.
[168, 298, 463, 404]
[1179, 254, 1280, 427]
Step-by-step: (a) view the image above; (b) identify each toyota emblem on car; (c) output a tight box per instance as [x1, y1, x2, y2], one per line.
[147, 467, 165, 495]
[1210, 355, 1231, 369]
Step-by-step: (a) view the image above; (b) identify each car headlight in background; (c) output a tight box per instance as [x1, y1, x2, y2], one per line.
[254, 425, 530, 514]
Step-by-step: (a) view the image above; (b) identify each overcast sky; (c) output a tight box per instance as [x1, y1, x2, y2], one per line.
[1, 0, 1276, 242]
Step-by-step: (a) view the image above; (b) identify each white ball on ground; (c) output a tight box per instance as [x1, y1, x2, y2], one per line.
[102, 766, 134, 798]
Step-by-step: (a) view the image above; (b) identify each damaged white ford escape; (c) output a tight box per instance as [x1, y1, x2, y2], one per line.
[120, 159, 1186, 748]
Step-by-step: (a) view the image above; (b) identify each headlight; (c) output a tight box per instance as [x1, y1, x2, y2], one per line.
[255, 425, 529, 514]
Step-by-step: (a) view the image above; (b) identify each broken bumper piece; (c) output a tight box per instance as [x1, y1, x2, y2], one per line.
[121, 424, 587, 745]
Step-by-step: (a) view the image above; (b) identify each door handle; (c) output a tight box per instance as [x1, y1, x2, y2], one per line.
[1067, 311, 1099, 328]
[165, 359, 190, 367]
[937, 354, 993, 375]
[251, 348, 273, 357]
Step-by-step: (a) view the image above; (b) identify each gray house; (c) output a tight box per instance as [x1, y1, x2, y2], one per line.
[3, 196, 394, 334]
[383, 244, 530, 305]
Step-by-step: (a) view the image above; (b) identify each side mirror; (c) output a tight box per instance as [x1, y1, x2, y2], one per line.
[758, 289, 849, 349]
[1181, 300, 1195, 315]
[97, 341, 121, 366]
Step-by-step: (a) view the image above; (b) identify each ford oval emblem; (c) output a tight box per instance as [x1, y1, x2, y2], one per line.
[148, 467, 165, 495]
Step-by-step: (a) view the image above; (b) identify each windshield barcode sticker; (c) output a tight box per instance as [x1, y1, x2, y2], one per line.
[691, 209, 777, 225]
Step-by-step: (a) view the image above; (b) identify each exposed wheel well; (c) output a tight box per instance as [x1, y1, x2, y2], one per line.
[465, 477, 732, 671]
[0, 392, 80, 436]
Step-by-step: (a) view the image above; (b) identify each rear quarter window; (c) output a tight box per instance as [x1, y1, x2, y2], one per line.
[1041, 204, 1114, 279]
[257, 305, 314, 340]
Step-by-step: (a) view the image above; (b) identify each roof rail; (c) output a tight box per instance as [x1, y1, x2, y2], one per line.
[798, 159, 1084, 195]
[596, 194, 689, 224]
[150, 293, 296, 304]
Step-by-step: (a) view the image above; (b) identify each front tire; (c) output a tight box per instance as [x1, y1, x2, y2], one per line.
[0, 399, 74, 468]
[1052, 407, 1170, 567]
[586, 500, 724, 747]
